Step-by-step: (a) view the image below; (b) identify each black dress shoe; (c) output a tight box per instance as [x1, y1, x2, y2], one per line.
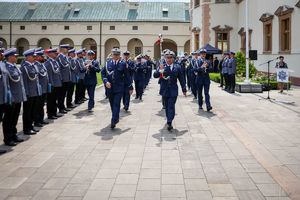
[34, 123, 43, 128]
[0, 149, 7, 154]
[55, 113, 63, 118]
[5, 141, 17, 146]
[207, 106, 213, 112]
[167, 124, 173, 131]
[64, 108, 71, 112]
[111, 123, 116, 129]
[41, 121, 49, 125]
[67, 104, 76, 108]
[32, 128, 40, 132]
[14, 137, 24, 143]
[48, 116, 57, 120]
[59, 110, 67, 114]
[24, 130, 37, 135]
[199, 107, 203, 110]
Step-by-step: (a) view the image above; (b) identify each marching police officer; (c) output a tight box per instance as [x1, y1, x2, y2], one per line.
[134, 55, 147, 101]
[83, 50, 100, 112]
[144, 54, 153, 88]
[122, 51, 134, 111]
[195, 49, 213, 111]
[228, 52, 237, 93]
[21, 48, 41, 135]
[75, 49, 85, 104]
[56, 44, 71, 113]
[190, 51, 198, 99]
[33, 49, 49, 127]
[45, 48, 62, 120]
[101, 48, 133, 129]
[153, 50, 186, 131]
[67, 48, 78, 108]
[2, 48, 27, 146]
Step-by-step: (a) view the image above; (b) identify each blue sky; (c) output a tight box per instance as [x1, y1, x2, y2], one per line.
[0, 0, 189, 2]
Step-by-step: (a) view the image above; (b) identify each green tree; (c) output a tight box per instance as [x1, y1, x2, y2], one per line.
[236, 51, 257, 78]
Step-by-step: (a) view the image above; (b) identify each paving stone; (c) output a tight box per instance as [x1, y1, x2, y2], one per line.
[137, 178, 161, 191]
[161, 185, 186, 198]
[209, 184, 237, 197]
[89, 178, 115, 190]
[110, 184, 137, 198]
[257, 184, 287, 197]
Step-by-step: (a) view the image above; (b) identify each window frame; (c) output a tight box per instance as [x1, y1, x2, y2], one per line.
[109, 26, 115, 30]
[132, 26, 138, 31]
[64, 25, 70, 30]
[279, 13, 291, 54]
[215, 31, 230, 52]
[20, 25, 25, 30]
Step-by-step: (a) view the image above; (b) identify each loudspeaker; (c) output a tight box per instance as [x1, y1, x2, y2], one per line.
[249, 50, 257, 60]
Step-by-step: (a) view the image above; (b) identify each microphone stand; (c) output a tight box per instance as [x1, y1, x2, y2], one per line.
[258, 57, 278, 101]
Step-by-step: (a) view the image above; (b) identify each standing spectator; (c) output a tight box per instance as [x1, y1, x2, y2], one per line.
[213, 57, 219, 73]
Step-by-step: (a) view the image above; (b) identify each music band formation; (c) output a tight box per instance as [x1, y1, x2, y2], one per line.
[0, 44, 237, 148]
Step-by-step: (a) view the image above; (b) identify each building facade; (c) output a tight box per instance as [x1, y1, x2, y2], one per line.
[190, 0, 300, 85]
[0, 1, 191, 63]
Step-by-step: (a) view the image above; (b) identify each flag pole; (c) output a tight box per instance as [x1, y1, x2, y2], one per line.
[244, 0, 250, 83]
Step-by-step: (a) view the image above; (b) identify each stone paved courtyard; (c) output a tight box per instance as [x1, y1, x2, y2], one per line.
[0, 79, 300, 200]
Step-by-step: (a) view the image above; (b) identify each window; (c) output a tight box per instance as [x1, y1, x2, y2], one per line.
[194, 0, 200, 8]
[212, 25, 232, 52]
[87, 26, 92, 30]
[110, 26, 115, 30]
[132, 26, 138, 30]
[260, 13, 273, 53]
[0, 25, 2, 30]
[274, 5, 294, 53]
[216, 0, 230, 3]
[162, 9, 168, 18]
[264, 23, 272, 52]
[64, 26, 69, 30]
[135, 47, 142, 57]
[42, 26, 47, 30]
[194, 32, 199, 50]
[216, 32, 229, 52]
[163, 26, 168, 31]
[279, 16, 291, 52]
[238, 27, 252, 53]
[20, 26, 25, 30]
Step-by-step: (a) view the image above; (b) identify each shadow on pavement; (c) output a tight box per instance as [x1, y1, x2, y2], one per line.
[197, 110, 216, 119]
[99, 97, 109, 104]
[152, 125, 188, 146]
[94, 126, 131, 141]
[73, 109, 94, 119]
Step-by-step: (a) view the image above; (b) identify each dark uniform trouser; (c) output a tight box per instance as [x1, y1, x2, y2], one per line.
[47, 87, 58, 117]
[108, 92, 123, 124]
[198, 83, 211, 108]
[224, 73, 229, 90]
[191, 75, 197, 98]
[75, 79, 83, 103]
[58, 82, 69, 110]
[123, 87, 130, 110]
[86, 84, 96, 110]
[3, 103, 21, 142]
[0, 104, 3, 123]
[67, 82, 75, 106]
[187, 74, 191, 89]
[229, 74, 236, 92]
[220, 73, 224, 87]
[23, 96, 37, 132]
[165, 96, 177, 124]
[135, 80, 144, 98]
[34, 93, 46, 124]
